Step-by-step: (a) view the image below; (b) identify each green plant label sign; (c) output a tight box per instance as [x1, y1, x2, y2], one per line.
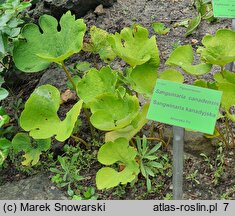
[147, 79, 222, 134]
[212, 0, 235, 18]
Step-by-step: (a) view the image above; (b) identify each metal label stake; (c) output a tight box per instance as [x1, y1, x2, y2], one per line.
[173, 126, 185, 200]
[225, 19, 235, 71]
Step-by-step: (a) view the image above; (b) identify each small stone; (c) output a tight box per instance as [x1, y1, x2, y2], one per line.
[224, 158, 232, 166]
[94, 4, 105, 15]
[191, 39, 198, 44]
[37, 66, 67, 91]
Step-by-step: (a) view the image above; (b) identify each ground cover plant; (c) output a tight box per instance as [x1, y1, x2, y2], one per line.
[184, 0, 215, 36]
[0, 1, 235, 200]
[0, 0, 31, 70]
[0, 0, 31, 166]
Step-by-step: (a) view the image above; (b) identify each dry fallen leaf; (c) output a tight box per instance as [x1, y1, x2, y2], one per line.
[118, 163, 126, 172]
[61, 89, 77, 104]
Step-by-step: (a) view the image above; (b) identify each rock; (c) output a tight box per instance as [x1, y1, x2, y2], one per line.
[94, 4, 105, 15]
[163, 127, 214, 156]
[30, 0, 117, 19]
[4, 67, 42, 89]
[183, 131, 214, 156]
[0, 174, 67, 200]
[37, 66, 67, 91]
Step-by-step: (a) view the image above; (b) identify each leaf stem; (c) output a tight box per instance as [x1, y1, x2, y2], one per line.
[130, 139, 136, 148]
[159, 126, 164, 141]
[61, 61, 77, 91]
[225, 118, 235, 148]
[71, 135, 91, 149]
[220, 66, 225, 78]
[83, 107, 95, 138]
[166, 129, 173, 148]
[215, 125, 228, 146]
[150, 121, 155, 137]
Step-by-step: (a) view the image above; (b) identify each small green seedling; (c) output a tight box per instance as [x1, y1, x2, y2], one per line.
[136, 136, 163, 191]
[152, 22, 170, 35]
[50, 155, 84, 188]
[186, 170, 200, 185]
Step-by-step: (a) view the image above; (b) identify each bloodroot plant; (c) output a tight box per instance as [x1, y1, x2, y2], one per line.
[1, 10, 234, 190]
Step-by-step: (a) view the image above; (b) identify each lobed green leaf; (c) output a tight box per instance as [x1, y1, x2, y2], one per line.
[214, 70, 235, 85]
[218, 83, 235, 122]
[109, 25, 160, 67]
[76, 66, 118, 105]
[12, 133, 51, 166]
[13, 11, 86, 72]
[20, 85, 83, 141]
[159, 69, 184, 83]
[198, 29, 235, 66]
[127, 63, 157, 98]
[90, 93, 140, 131]
[194, 79, 217, 90]
[96, 138, 139, 189]
[105, 103, 149, 142]
[83, 26, 116, 63]
[166, 44, 212, 75]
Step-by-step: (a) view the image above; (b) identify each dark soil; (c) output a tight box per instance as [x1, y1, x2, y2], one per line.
[0, 0, 235, 200]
